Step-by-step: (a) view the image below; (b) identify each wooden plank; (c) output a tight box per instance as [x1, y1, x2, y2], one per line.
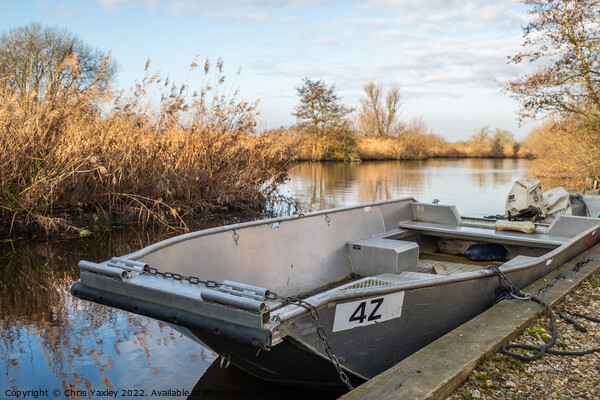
[432, 262, 450, 275]
[419, 252, 502, 267]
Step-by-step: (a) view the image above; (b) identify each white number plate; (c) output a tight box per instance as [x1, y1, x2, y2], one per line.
[332, 292, 405, 332]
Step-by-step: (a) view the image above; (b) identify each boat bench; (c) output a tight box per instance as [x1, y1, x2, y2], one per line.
[347, 228, 420, 276]
[398, 220, 570, 249]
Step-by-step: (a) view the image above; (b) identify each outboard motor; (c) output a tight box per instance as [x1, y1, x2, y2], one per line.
[505, 179, 545, 221]
[542, 187, 572, 221]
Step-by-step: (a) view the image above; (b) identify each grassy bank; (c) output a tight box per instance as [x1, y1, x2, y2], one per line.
[0, 59, 292, 236]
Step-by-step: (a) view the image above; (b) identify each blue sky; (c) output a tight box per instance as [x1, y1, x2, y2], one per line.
[1, 0, 533, 141]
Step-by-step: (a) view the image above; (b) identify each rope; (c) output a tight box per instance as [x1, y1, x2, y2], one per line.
[486, 265, 600, 361]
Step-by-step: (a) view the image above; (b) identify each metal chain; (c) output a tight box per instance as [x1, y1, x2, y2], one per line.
[486, 265, 531, 302]
[486, 264, 600, 361]
[267, 293, 355, 391]
[144, 266, 222, 288]
[143, 265, 354, 391]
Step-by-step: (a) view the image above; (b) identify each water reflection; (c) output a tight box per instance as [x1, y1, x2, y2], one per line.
[281, 159, 532, 216]
[1, 159, 536, 400]
[189, 363, 341, 400]
[0, 225, 339, 400]
[0, 228, 215, 400]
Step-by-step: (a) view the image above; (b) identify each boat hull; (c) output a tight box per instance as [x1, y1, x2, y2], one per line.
[69, 199, 600, 389]
[71, 233, 591, 389]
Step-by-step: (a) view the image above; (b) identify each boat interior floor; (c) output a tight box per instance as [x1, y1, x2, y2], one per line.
[416, 254, 497, 275]
[300, 223, 553, 300]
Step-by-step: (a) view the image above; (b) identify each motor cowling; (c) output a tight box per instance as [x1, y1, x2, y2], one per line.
[505, 179, 545, 221]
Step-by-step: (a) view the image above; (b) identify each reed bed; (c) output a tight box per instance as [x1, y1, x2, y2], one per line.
[356, 133, 465, 160]
[0, 57, 292, 235]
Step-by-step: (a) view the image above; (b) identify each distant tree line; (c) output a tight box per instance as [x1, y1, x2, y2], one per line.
[286, 77, 526, 161]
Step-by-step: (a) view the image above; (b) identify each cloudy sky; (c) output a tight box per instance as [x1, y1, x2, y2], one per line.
[2, 0, 534, 141]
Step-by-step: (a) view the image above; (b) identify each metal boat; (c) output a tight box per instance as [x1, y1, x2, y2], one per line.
[70, 198, 600, 390]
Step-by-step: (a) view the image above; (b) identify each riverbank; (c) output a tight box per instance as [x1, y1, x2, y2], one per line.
[266, 127, 531, 162]
[2, 158, 536, 240]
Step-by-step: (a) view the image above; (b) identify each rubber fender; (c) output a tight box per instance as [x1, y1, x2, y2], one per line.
[465, 243, 507, 262]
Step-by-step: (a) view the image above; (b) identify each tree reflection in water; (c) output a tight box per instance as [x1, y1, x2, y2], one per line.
[0, 224, 339, 400]
[281, 159, 532, 216]
[0, 228, 216, 399]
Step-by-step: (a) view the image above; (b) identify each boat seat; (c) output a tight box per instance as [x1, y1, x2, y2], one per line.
[347, 230, 420, 276]
[398, 220, 570, 249]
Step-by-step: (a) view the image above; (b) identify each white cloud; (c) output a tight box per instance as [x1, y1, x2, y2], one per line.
[303, 3, 525, 95]
[94, 0, 136, 11]
[92, 0, 342, 23]
[83, 0, 532, 138]
[36, 1, 76, 17]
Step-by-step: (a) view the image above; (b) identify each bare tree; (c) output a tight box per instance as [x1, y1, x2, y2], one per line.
[358, 81, 402, 137]
[504, 0, 600, 125]
[0, 23, 118, 100]
[292, 78, 352, 137]
[469, 126, 491, 157]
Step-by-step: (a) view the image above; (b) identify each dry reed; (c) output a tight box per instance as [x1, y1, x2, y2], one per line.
[0, 56, 292, 235]
[353, 120, 466, 160]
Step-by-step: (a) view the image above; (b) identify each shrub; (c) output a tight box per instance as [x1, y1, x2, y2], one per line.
[525, 118, 600, 190]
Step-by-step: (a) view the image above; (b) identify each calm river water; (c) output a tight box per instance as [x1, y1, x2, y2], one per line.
[0, 159, 533, 400]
